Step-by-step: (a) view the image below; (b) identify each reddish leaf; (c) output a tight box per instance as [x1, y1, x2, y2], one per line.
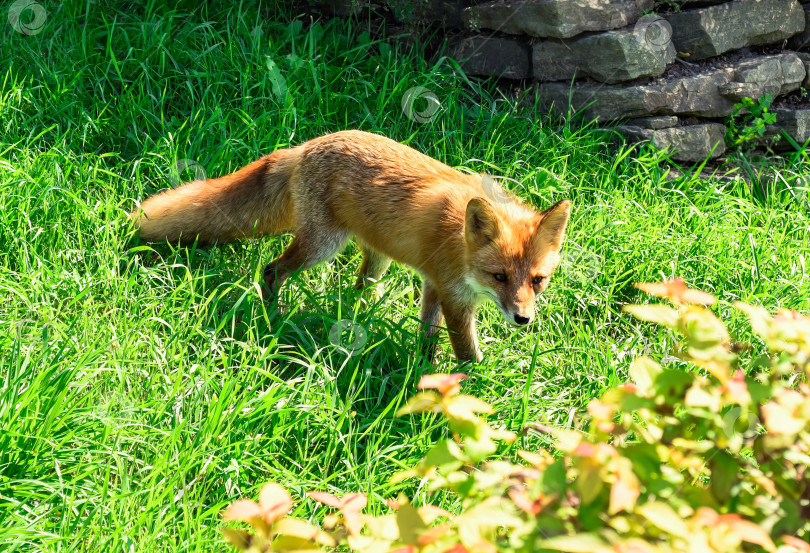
[693, 507, 719, 526]
[774, 309, 810, 324]
[635, 278, 716, 305]
[258, 483, 293, 523]
[223, 499, 262, 522]
[469, 540, 497, 553]
[723, 370, 750, 403]
[307, 491, 343, 509]
[595, 443, 619, 458]
[308, 491, 366, 536]
[782, 536, 810, 552]
[587, 399, 614, 421]
[724, 517, 776, 552]
[341, 493, 368, 513]
[762, 389, 806, 435]
[571, 443, 595, 458]
[517, 449, 555, 468]
[417, 523, 453, 546]
[418, 373, 467, 396]
[418, 505, 454, 523]
[508, 489, 543, 515]
[343, 510, 363, 538]
[609, 475, 639, 515]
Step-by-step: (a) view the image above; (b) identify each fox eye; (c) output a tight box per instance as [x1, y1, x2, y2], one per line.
[492, 273, 508, 283]
[532, 276, 545, 286]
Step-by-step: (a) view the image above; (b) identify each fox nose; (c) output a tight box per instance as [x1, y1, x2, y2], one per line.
[514, 314, 530, 325]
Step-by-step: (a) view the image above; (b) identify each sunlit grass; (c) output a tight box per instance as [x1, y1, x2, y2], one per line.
[1, 2, 808, 551]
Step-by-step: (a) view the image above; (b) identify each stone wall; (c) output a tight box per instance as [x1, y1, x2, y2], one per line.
[321, 0, 810, 162]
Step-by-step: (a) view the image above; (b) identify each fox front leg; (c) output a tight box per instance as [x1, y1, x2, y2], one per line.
[439, 299, 482, 364]
[418, 280, 444, 361]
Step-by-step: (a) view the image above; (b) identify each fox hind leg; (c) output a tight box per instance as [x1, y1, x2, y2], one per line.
[262, 226, 350, 299]
[354, 244, 391, 299]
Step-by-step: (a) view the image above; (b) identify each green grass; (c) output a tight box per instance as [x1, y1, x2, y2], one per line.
[1, 2, 809, 551]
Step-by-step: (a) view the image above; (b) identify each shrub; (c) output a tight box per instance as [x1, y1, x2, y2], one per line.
[725, 94, 778, 150]
[221, 279, 810, 553]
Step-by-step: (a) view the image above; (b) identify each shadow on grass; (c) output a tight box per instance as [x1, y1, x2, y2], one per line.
[123, 239, 441, 419]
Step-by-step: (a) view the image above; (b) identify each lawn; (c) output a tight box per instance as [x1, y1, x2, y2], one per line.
[1, 2, 809, 552]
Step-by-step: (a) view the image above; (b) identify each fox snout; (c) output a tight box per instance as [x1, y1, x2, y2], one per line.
[499, 298, 535, 326]
[510, 310, 533, 326]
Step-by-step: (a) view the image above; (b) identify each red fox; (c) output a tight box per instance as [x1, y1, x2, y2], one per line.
[132, 130, 571, 362]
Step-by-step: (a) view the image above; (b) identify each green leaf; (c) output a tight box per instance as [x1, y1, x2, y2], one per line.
[541, 459, 568, 496]
[576, 460, 604, 505]
[423, 439, 464, 473]
[271, 535, 324, 553]
[396, 502, 428, 545]
[455, 499, 523, 547]
[464, 433, 497, 463]
[539, 534, 615, 553]
[710, 451, 739, 503]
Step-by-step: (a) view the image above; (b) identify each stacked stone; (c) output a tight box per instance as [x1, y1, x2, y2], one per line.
[444, 0, 810, 161]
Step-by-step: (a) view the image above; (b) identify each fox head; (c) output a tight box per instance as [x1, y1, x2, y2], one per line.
[464, 197, 571, 326]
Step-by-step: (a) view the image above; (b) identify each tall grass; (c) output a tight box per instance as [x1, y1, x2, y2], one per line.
[0, 2, 808, 551]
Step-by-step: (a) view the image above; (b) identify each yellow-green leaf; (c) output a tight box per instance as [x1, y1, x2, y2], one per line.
[539, 534, 615, 553]
[623, 304, 680, 328]
[629, 356, 662, 394]
[445, 394, 494, 420]
[396, 502, 427, 545]
[396, 391, 442, 417]
[274, 518, 335, 547]
[424, 439, 464, 473]
[222, 528, 253, 551]
[637, 502, 688, 536]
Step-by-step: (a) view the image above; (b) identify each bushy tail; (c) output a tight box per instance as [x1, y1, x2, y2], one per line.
[131, 148, 300, 243]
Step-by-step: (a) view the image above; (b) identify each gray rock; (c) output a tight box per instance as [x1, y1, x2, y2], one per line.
[764, 108, 810, 148]
[617, 123, 726, 161]
[718, 82, 766, 102]
[448, 36, 531, 79]
[538, 53, 806, 121]
[626, 115, 679, 129]
[735, 53, 807, 96]
[407, 0, 465, 27]
[463, 0, 653, 39]
[798, 52, 810, 88]
[319, 0, 366, 16]
[533, 25, 676, 83]
[789, 4, 810, 50]
[664, 0, 805, 60]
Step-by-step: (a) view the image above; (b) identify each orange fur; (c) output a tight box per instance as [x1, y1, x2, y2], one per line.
[131, 130, 571, 362]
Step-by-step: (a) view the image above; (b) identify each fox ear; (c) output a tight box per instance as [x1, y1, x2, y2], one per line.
[536, 200, 571, 249]
[465, 197, 501, 246]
